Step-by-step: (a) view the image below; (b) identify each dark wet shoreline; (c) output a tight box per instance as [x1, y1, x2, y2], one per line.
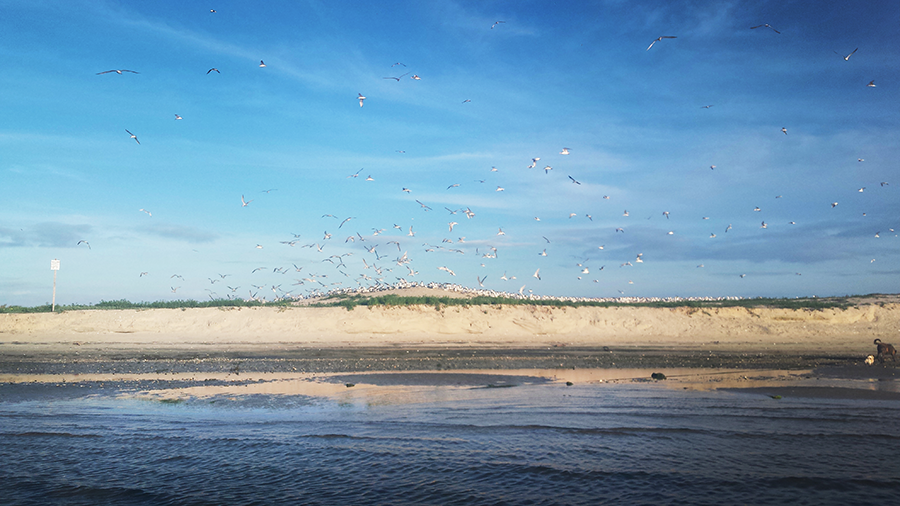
[2, 346, 897, 380]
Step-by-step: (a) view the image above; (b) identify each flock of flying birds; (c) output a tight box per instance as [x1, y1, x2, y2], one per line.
[75, 13, 892, 302]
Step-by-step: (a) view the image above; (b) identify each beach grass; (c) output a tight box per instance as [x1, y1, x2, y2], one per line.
[0, 292, 867, 314]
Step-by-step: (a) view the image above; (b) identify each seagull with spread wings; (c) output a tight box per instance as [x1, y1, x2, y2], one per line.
[383, 72, 410, 81]
[97, 69, 138, 75]
[647, 36, 676, 50]
[125, 129, 140, 144]
[836, 48, 858, 61]
[750, 24, 780, 34]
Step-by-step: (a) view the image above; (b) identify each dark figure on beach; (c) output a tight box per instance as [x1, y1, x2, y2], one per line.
[874, 339, 897, 363]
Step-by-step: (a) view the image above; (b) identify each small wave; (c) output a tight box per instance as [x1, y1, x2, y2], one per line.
[3, 431, 102, 438]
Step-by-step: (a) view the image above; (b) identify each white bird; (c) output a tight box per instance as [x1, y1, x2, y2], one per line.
[858, 187, 866, 192]
[710, 233, 716, 238]
[568, 175, 581, 185]
[259, 60, 266, 67]
[491, 21, 505, 29]
[831, 202, 838, 208]
[528, 157, 540, 169]
[750, 24, 780, 34]
[77, 240, 90, 249]
[241, 195, 253, 207]
[533, 268, 541, 280]
[539, 249, 547, 257]
[97, 69, 139, 75]
[438, 266, 456, 276]
[867, 80, 876, 87]
[174, 114, 182, 120]
[496, 186, 505, 191]
[497, 228, 505, 236]
[560, 147, 570, 155]
[647, 36, 676, 50]
[781, 127, 787, 135]
[411, 74, 421, 80]
[339, 217, 354, 228]
[623, 210, 629, 217]
[477, 275, 487, 287]
[836, 48, 858, 61]
[125, 129, 140, 144]
[448, 222, 458, 232]
[760, 221, 767, 229]
[139, 208, 151, 217]
[710, 165, 716, 170]
[408, 226, 415, 237]
[725, 224, 732, 233]
[701, 105, 713, 109]
[544, 166, 552, 174]
[462, 99, 471, 103]
[415, 199, 432, 211]
[358, 93, 366, 107]
[207, 68, 220, 74]
[663, 211, 669, 219]
[383, 72, 410, 81]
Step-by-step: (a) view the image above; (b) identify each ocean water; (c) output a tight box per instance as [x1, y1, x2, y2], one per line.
[2, 380, 899, 505]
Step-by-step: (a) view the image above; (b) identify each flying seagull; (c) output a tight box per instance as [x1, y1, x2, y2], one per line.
[259, 60, 266, 67]
[560, 147, 570, 155]
[241, 195, 253, 207]
[781, 127, 787, 135]
[383, 72, 410, 81]
[77, 240, 90, 249]
[568, 175, 581, 185]
[174, 114, 182, 120]
[647, 36, 676, 51]
[358, 93, 366, 107]
[125, 129, 140, 144]
[97, 69, 138, 75]
[836, 48, 858, 61]
[701, 105, 713, 109]
[867, 80, 876, 87]
[207, 68, 220, 74]
[139, 208, 152, 217]
[491, 21, 505, 29]
[750, 24, 780, 34]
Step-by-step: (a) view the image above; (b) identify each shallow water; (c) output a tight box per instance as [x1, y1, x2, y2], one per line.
[2, 380, 899, 505]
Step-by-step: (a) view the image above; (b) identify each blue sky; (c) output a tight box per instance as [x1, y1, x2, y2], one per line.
[2, 0, 898, 305]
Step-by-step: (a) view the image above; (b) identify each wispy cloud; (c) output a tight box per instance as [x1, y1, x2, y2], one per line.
[0, 222, 93, 248]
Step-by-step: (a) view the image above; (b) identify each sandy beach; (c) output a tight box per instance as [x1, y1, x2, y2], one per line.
[2, 291, 899, 399]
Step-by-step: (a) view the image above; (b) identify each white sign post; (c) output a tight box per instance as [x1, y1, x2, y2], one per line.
[50, 259, 60, 312]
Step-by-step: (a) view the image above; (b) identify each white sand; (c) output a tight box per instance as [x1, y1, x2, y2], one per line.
[3, 300, 898, 353]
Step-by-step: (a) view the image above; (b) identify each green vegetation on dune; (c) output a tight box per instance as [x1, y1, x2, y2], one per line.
[0, 293, 860, 314]
[313, 293, 853, 311]
[0, 298, 292, 314]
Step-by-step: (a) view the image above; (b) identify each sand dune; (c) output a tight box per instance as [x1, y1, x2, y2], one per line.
[3, 299, 898, 354]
